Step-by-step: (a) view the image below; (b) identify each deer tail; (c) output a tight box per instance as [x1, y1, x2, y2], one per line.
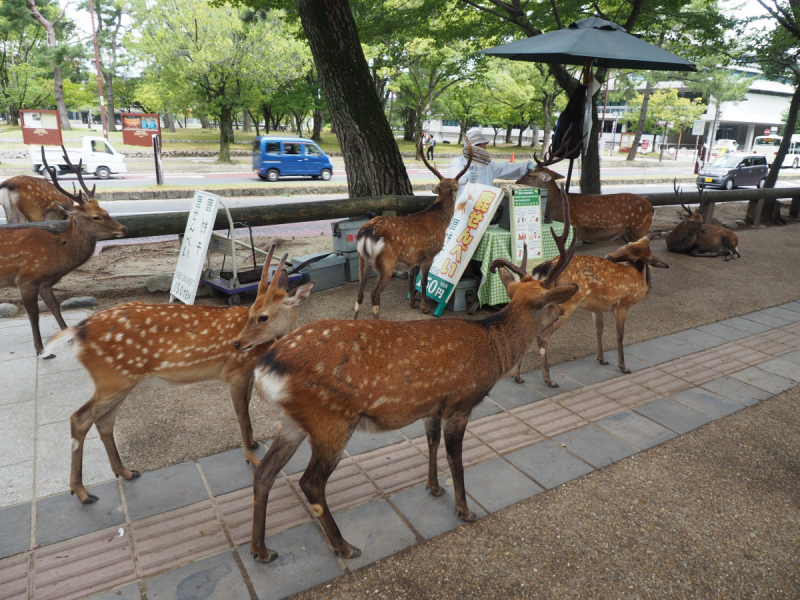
[42, 327, 78, 357]
[356, 223, 385, 259]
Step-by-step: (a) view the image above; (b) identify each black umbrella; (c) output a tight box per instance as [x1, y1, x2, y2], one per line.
[480, 17, 697, 72]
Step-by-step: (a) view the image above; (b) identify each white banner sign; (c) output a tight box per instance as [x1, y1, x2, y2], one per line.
[508, 187, 543, 265]
[170, 190, 220, 304]
[691, 120, 705, 136]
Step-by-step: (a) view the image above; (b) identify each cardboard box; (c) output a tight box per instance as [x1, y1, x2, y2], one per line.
[290, 252, 346, 291]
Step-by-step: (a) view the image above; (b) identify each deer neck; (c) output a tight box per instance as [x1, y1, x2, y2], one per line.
[481, 303, 540, 376]
[666, 222, 696, 252]
[61, 218, 99, 265]
[427, 193, 457, 222]
[545, 180, 565, 220]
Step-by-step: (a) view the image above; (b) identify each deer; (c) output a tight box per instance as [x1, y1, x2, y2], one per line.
[0, 148, 127, 357]
[246, 188, 579, 564]
[666, 181, 740, 260]
[516, 139, 654, 244]
[523, 225, 669, 387]
[354, 136, 473, 319]
[0, 148, 81, 223]
[42, 246, 315, 504]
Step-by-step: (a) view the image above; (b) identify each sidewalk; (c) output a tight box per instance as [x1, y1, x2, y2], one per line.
[1, 303, 800, 599]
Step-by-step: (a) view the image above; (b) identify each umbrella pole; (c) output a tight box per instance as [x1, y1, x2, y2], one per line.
[565, 157, 575, 192]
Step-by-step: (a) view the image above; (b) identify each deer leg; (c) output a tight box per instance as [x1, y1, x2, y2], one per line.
[689, 250, 720, 258]
[95, 398, 140, 483]
[354, 255, 371, 319]
[443, 414, 475, 522]
[593, 312, 608, 364]
[370, 261, 393, 319]
[39, 285, 68, 331]
[19, 284, 45, 356]
[511, 358, 524, 383]
[228, 374, 260, 467]
[423, 416, 444, 496]
[408, 265, 420, 308]
[251, 421, 306, 563]
[420, 261, 435, 314]
[614, 304, 631, 374]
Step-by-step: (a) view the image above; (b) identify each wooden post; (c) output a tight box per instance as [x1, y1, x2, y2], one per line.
[746, 199, 765, 226]
[790, 197, 800, 220]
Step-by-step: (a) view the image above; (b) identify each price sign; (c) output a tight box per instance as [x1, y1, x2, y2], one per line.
[508, 187, 542, 265]
[170, 191, 220, 304]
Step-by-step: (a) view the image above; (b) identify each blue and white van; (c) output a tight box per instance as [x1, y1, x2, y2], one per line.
[252, 136, 334, 182]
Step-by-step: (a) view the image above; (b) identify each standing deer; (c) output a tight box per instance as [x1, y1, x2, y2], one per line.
[516, 143, 653, 243]
[0, 149, 127, 356]
[354, 136, 473, 318]
[666, 182, 740, 260]
[526, 229, 669, 387]
[246, 188, 578, 564]
[42, 247, 315, 504]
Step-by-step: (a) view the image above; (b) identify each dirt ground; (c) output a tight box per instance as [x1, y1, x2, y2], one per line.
[1, 202, 798, 473]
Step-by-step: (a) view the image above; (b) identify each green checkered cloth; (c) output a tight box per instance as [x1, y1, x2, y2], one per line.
[541, 221, 574, 261]
[473, 227, 512, 307]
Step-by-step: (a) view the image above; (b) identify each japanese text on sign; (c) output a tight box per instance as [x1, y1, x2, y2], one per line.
[170, 191, 220, 305]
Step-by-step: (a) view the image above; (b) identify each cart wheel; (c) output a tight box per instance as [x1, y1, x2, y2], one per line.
[228, 293, 241, 306]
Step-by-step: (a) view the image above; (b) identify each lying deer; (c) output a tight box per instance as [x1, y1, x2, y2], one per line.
[42, 247, 315, 504]
[354, 136, 473, 318]
[0, 148, 78, 223]
[526, 229, 669, 387]
[516, 140, 653, 244]
[666, 181, 740, 260]
[0, 148, 127, 356]
[247, 188, 578, 564]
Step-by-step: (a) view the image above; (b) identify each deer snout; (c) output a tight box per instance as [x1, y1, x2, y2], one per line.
[233, 340, 241, 350]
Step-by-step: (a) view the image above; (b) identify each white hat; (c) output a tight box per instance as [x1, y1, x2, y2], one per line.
[465, 128, 489, 146]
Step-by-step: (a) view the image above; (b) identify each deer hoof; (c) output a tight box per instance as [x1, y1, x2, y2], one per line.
[426, 484, 445, 497]
[251, 441, 260, 449]
[129, 470, 141, 480]
[253, 549, 279, 563]
[597, 359, 609, 365]
[619, 367, 631, 374]
[546, 381, 560, 388]
[335, 545, 361, 559]
[514, 376, 525, 384]
[456, 509, 477, 522]
[40, 352, 56, 360]
[82, 494, 99, 505]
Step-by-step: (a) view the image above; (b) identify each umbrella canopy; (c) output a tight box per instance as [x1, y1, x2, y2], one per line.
[480, 17, 697, 72]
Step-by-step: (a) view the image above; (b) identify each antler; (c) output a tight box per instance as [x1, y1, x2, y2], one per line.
[419, 135, 473, 182]
[59, 145, 96, 203]
[542, 183, 577, 288]
[489, 243, 529, 279]
[672, 178, 693, 216]
[533, 123, 583, 169]
[41, 146, 82, 204]
[270, 253, 289, 291]
[257, 243, 278, 296]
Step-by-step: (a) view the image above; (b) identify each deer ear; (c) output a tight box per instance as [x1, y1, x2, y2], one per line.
[534, 283, 578, 308]
[288, 281, 315, 305]
[676, 211, 686, 220]
[551, 171, 565, 181]
[498, 267, 517, 294]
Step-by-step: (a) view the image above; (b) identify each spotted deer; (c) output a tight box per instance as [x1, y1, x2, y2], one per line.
[246, 188, 579, 564]
[0, 149, 127, 356]
[516, 143, 653, 243]
[42, 246, 315, 504]
[354, 136, 473, 318]
[666, 181, 740, 260]
[526, 228, 669, 387]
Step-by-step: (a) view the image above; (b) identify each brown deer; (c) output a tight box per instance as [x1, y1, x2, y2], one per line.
[42, 247, 315, 504]
[516, 142, 653, 244]
[354, 136, 473, 318]
[0, 149, 127, 357]
[666, 182, 740, 260]
[246, 188, 579, 564]
[526, 230, 669, 387]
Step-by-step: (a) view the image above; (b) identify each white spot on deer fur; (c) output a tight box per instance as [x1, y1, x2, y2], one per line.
[71, 438, 79, 452]
[114, 333, 123, 342]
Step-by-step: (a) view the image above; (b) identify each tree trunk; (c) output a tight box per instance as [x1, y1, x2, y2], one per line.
[580, 94, 602, 194]
[517, 126, 525, 147]
[243, 109, 252, 133]
[312, 108, 323, 141]
[261, 105, 271, 134]
[505, 126, 512, 144]
[27, 0, 72, 130]
[293, 1, 410, 197]
[164, 113, 176, 133]
[218, 107, 233, 164]
[402, 108, 416, 142]
[627, 81, 652, 161]
[103, 72, 117, 132]
[10, 106, 19, 126]
[530, 123, 539, 149]
[252, 111, 260, 136]
[542, 94, 554, 151]
[200, 115, 211, 129]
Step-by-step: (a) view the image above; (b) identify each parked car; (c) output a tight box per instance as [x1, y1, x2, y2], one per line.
[696, 153, 768, 190]
[252, 136, 333, 182]
[30, 136, 127, 179]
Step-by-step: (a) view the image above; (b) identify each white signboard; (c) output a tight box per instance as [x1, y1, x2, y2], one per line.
[508, 187, 543, 265]
[691, 120, 705, 136]
[415, 183, 504, 317]
[170, 190, 220, 304]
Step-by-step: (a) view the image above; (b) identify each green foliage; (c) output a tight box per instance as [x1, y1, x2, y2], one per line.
[625, 88, 705, 133]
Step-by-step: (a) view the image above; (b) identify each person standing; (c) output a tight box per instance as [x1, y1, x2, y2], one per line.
[426, 134, 436, 160]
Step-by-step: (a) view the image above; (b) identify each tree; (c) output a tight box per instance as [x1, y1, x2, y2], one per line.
[435, 81, 491, 144]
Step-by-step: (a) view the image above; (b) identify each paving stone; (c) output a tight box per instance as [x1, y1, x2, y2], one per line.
[354, 441, 429, 495]
[469, 398, 504, 421]
[756, 357, 800, 383]
[132, 500, 228, 577]
[648, 334, 705, 358]
[551, 358, 621, 386]
[35, 422, 107, 500]
[634, 398, 712, 434]
[668, 388, 747, 420]
[597, 411, 677, 450]
[283, 439, 312, 475]
[238, 522, 344, 600]
[122, 461, 209, 521]
[730, 367, 797, 395]
[36, 366, 94, 426]
[0, 461, 33, 508]
[463, 457, 543, 513]
[142, 550, 249, 599]
[289, 458, 378, 515]
[217, 478, 310, 547]
[590, 378, 660, 408]
[696, 323, 751, 342]
[701, 376, 772, 407]
[0, 553, 29, 600]
[762, 306, 800, 322]
[0, 401, 34, 470]
[659, 358, 722, 386]
[414, 430, 497, 474]
[779, 301, 800, 313]
[83, 583, 141, 600]
[553, 425, 637, 469]
[505, 440, 594, 490]
[0, 502, 30, 559]
[712, 342, 772, 367]
[399, 419, 426, 439]
[739, 311, 792, 328]
[511, 400, 588, 438]
[0, 356, 36, 406]
[629, 368, 692, 396]
[198, 445, 266, 497]
[329, 499, 417, 570]
[779, 349, 800, 367]
[719, 317, 772, 334]
[672, 328, 728, 349]
[346, 429, 405, 456]
[467, 412, 543, 455]
[518, 369, 585, 397]
[36, 481, 124, 547]
[390, 481, 487, 540]
[738, 336, 794, 357]
[488, 377, 547, 409]
[599, 350, 649, 373]
[623, 340, 679, 366]
[557, 388, 627, 422]
[34, 525, 136, 600]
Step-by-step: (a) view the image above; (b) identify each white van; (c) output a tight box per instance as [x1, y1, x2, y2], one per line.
[30, 136, 127, 179]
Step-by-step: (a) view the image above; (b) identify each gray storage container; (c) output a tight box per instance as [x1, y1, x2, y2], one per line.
[331, 217, 371, 253]
[339, 250, 376, 282]
[445, 277, 478, 313]
[290, 252, 346, 291]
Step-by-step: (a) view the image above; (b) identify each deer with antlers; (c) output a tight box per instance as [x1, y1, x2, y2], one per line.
[246, 188, 579, 564]
[666, 181, 740, 260]
[42, 247, 315, 504]
[516, 137, 654, 244]
[0, 148, 127, 356]
[519, 224, 668, 387]
[354, 136, 473, 318]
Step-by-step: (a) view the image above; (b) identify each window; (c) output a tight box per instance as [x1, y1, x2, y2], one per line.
[442, 119, 458, 127]
[91, 141, 112, 154]
[303, 144, 320, 156]
[283, 143, 300, 155]
[753, 156, 766, 165]
[266, 142, 280, 155]
[252, 139, 260, 152]
[740, 158, 752, 167]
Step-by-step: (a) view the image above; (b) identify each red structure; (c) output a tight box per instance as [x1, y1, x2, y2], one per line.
[20, 110, 63, 146]
[121, 113, 161, 147]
